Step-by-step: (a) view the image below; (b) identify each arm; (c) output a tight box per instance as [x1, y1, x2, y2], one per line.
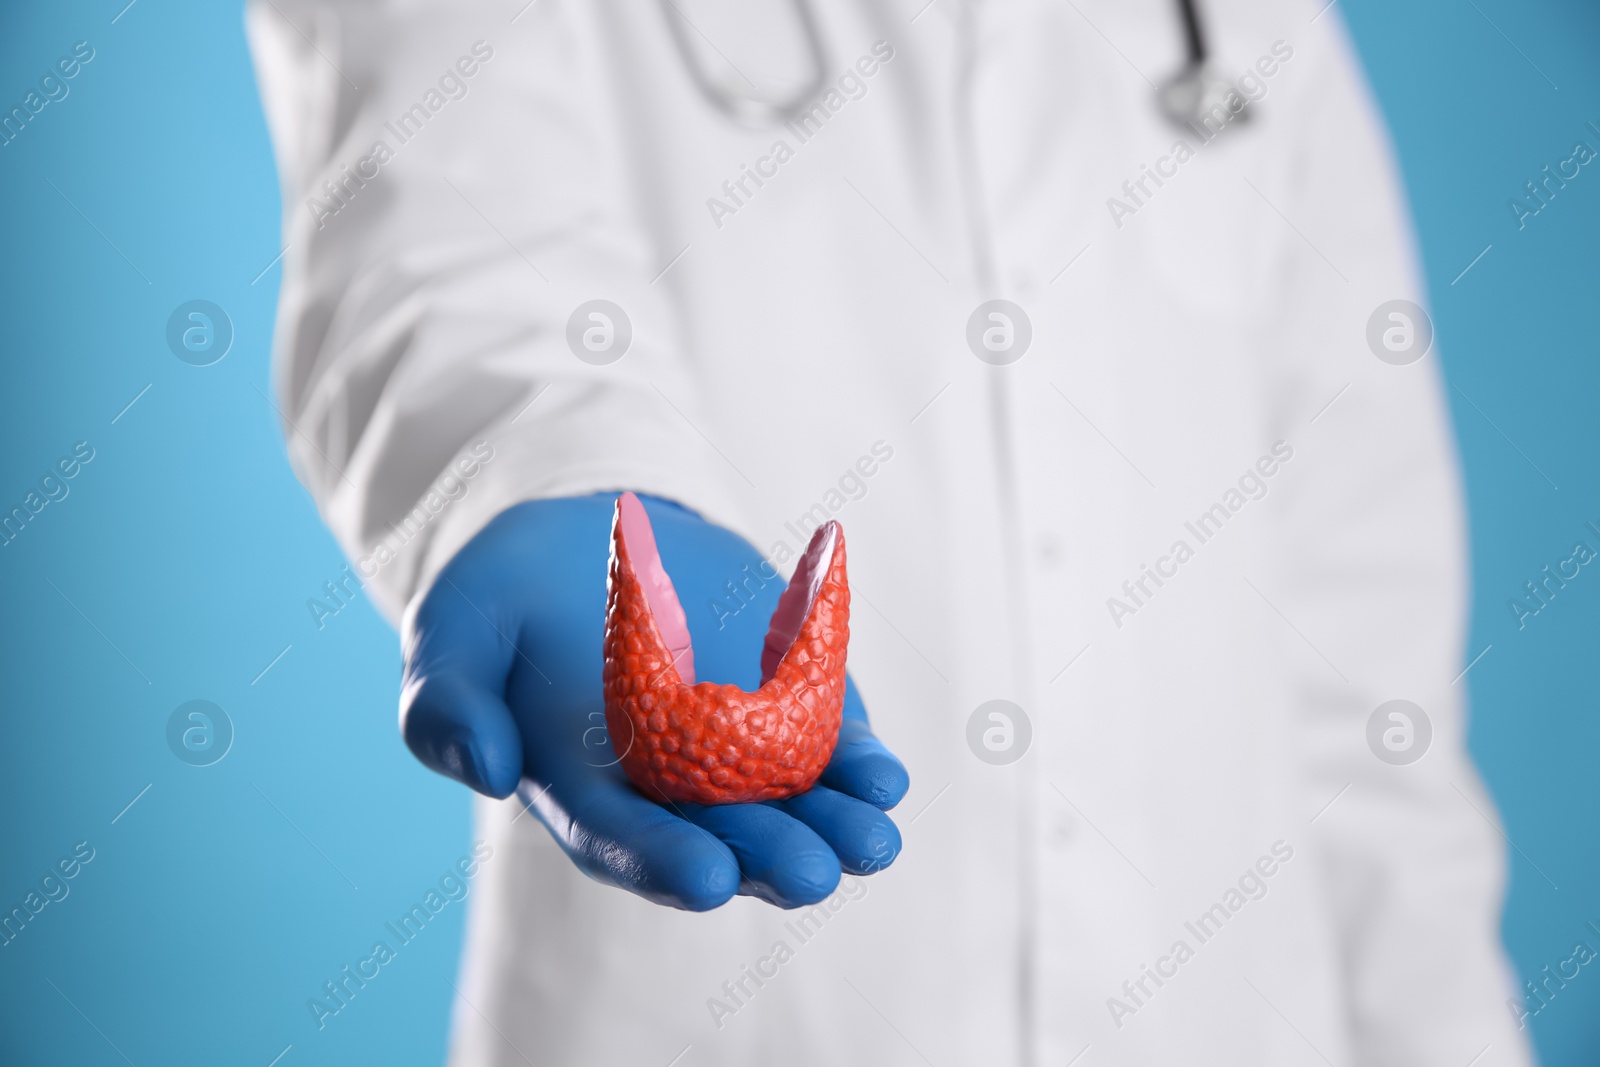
[247, 2, 910, 910]
[1259, 21, 1527, 1066]
[246, 0, 747, 621]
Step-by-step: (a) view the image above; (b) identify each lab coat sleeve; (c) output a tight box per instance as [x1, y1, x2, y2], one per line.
[1256, 20, 1529, 1067]
[246, 0, 752, 624]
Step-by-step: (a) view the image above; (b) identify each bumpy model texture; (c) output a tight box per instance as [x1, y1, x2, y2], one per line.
[602, 493, 850, 804]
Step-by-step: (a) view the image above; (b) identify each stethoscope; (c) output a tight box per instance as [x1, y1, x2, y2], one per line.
[1155, 0, 1251, 130]
[661, 0, 1248, 131]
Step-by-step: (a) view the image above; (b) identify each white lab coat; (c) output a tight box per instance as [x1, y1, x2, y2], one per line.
[249, 1, 1530, 1063]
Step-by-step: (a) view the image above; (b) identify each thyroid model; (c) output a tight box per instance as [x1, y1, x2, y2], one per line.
[602, 492, 849, 804]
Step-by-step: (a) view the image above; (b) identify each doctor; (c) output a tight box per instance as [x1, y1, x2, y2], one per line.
[249, 1, 1529, 1064]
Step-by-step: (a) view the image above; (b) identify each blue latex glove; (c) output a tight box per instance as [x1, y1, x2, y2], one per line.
[399, 492, 910, 910]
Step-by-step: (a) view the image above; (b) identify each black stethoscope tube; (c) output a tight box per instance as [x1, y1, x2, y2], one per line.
[1176, 0, 1209, 67]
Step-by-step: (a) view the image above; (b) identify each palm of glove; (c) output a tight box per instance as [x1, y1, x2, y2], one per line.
[400, 493, 909, 910]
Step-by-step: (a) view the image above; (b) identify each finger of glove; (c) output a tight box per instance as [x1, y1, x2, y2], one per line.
[528, 772, 742, 912]
[400, 579, 526, 798]
[678, 802, 842, 908]
[819, 715, 911, 810]
[770, 783, 902, 876]
[401, 671, 523, 799]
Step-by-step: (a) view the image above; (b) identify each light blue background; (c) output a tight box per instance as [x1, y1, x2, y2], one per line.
[0, 1, 1595, 1064]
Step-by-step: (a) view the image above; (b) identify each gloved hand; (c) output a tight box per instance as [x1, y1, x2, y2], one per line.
[399, 492, 910, 910]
